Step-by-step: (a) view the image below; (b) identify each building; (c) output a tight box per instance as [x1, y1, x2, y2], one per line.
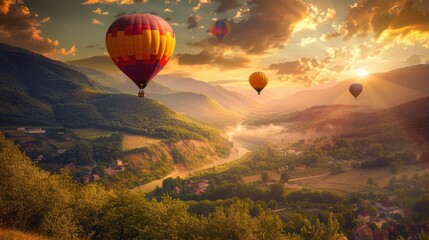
[26, 128, 46, 134]
[354, 225, 374, 240]
[17, 127, 25, 131]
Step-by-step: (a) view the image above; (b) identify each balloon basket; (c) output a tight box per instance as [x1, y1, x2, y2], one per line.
[138, 90, 145, 98]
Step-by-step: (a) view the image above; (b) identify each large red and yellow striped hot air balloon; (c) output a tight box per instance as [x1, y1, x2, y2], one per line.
[249, 72, 268, 95]
[106, 13, 175, 97]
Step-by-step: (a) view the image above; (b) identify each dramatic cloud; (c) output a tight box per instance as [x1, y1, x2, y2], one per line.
[187, 14, 201, 29]
[92, 7, 109, 15]
[326, 0, 429, 48]
[176, 49, 250, 69]
[192, 0, 334, 54]
[0, 0, 75, 57]
[269, 58, 320, 76]
[212, 0, 240, 13]
[92, 18, 103, 25]
[177, 50, 212, 65]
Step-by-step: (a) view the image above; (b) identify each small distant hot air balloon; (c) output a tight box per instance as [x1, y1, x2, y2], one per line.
[249, 72, 268, 95]
[105, 13, 176, 97]
[209, 19, 231, 43]
[349, 83, 363, 99]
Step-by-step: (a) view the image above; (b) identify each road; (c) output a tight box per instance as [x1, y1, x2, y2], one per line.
[132, 140, 249, 192]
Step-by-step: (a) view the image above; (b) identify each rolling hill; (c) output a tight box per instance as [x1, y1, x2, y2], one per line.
[149, 92, 242, 126]
[268, 64, 429, 113]
[0, 43, 231, 170]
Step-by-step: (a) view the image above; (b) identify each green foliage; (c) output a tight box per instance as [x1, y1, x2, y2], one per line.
[0, 135, 296, 239]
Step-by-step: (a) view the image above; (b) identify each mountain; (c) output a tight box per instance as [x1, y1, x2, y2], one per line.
[155, 75, 261, 113]
[67, 56, 250, 124]
[149, 92, 242, 126]
[0, 43, 231, 167]
[67, 55, 116, 72]
[72, 66, 176, 95]
[268, 65, 429, 113]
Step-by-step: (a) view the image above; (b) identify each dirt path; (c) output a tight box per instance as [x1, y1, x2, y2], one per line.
[132, 141, 249, 192]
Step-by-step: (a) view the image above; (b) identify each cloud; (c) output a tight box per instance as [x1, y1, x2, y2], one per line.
[0, 0, 75, 57]
[82, 0, 148, 5]
[59, 45, 77, 56]
[326, 0, 429, 48]
[164, 8, 173, 12]
[405, 54, 422, 65]
[176, 49, 250, 69]
[187, 14, 201, 29]
[92, 18, 103, 25]
[92, 7, 109, 15]
[190, 0, 332, 54]
[212, 0, 240, 13]
[269, 58, 320, 76]
[298, 37, 317, 47]
[192, 0, 208, 12]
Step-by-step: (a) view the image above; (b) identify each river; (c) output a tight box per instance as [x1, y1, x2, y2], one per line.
[132, 122, 252, 192]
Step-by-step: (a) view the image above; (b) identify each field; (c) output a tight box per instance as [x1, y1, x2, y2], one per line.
[121, 134, 162, 151]
[288, 163, 429, 195]
[71, 128, 114, 139]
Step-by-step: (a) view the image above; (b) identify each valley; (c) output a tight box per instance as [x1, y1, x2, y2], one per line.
[1, 43, 429, 239]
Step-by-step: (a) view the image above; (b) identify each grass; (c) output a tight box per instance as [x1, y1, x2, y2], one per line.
[122, 134, 162, 151]
[71, 128, 113, 139]
[0, 229, 49, 240]
[287, 163, 429, 195]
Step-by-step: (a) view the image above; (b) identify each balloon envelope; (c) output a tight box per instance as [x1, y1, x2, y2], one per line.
[209, 20, 231, 43]
[349, 83, 363, 99]
[249, 72, 268, 95]
[105, 13, 175, 96]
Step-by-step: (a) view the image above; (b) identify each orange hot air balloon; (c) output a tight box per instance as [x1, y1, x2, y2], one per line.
[349, 83, 363, 99]
[249, 72, 268, 95]
[105, 13, 176, 97]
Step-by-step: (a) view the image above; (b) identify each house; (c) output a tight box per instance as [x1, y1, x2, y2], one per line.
[82, 175, 91, 183]
[35, 155, 43, 162]
[27, 128, 46, 134]
[193, 179, 209, 195]
[117, 159, 123, 167]
[92, 174, 101, 181]
[173, 186, 181, 194]
[354, 225, 374, 240]
[373, 230, 388, 240]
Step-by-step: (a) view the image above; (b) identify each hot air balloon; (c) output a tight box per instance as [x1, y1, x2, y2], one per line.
[209, 19, 231, 43]
[105, 13, 176, 97]
[349, 83, 363, 99]
[249, 72, 268, 95]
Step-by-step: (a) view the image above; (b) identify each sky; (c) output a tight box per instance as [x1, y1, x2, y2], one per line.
[1, 0, 429, 88]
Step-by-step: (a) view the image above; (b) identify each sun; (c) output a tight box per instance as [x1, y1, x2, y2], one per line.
[358, 68, 369, 77]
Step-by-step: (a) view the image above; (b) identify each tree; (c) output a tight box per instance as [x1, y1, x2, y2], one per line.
[367, 177, 378, 187]
[281, 172, 290, 183]
[261, 172, 270, 183]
